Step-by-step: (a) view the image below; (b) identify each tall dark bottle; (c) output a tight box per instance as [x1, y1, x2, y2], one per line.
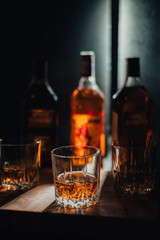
[111, 58, 154, 144]
[21, 59, 58, 167]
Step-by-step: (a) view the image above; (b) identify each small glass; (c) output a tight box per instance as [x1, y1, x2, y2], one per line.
[51, 145, 101, 208]
[111, 139, 157, 196]
[0, 140, 41, 190]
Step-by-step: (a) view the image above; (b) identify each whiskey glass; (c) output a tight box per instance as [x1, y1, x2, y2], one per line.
[111, 139, 157, 196]
[51, 145, 101, 208]
[0, 140, 41, 190]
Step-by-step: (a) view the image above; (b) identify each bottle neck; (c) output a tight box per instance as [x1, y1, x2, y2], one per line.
[80, 58, 95, 77]
[79, 51, 96, 88]
[125, 58, 142, 87]
[32, 59, 48, 84]
[78, 75, 96, 89]
[125, 76, 142, 87]
[125, 76, 143, 87]
[81, 63, 95, 78]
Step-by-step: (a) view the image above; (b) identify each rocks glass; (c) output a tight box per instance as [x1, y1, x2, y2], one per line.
[111, 139, 157, 196]
[0, 140, 41, 190]
[51, 145, 101, 208]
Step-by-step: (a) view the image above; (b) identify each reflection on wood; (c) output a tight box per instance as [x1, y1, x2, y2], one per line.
[0, 184, 55, 212]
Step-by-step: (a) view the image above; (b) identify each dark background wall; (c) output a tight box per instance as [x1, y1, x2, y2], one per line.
[0, 0, 111, 146]
[0, 0, 160, 159]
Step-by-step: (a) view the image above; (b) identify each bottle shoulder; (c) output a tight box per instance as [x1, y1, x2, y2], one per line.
[113, 85, 153, 101]
[71, 86, 104, 101]
[23, 81, 58, 108]
[26, 81, 57, 98]
[112, 86, 154, 112]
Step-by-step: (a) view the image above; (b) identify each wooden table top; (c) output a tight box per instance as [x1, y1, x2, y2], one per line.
[0, 167, 160, 239]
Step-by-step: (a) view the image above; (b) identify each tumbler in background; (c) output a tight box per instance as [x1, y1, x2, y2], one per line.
[111, 139, 156, 196]
[0, 140, 41, 190]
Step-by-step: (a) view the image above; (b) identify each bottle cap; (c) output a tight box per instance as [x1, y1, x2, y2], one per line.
[33, 59, 48, 80]
[80, 51, 95, 77]
[126, 58, 140, 77]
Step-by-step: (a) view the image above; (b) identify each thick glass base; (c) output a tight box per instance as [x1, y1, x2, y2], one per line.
[1, 181, 31, 190]
[114, 171, 155, 196]
[119, 183, 155, 196]
[56, 196, 98, 208]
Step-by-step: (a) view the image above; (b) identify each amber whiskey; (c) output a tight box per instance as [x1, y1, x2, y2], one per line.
[21, 59, 59, 167]
[1, 166, 26, 190]
[55, 171, 98, 201]
[70, 51, 105, 157]
[111, 58, 154, 143]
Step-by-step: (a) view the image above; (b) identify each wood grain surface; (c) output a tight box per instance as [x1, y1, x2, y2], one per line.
[0, 169, 159, 239]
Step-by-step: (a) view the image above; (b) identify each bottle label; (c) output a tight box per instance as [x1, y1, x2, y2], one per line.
[71, 114, 101, 147]
[28, 109, 54, 128]
[112, 111, 151, 142]
[124, 112, 149, 127]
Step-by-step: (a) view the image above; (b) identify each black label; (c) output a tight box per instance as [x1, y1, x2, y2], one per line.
[28, 109, 54, 128]
[124, 112, 149, 127]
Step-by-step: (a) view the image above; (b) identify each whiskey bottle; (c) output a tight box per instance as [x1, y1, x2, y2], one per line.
[111, 58, 154, 144]
[21, 59, 59, 167]
[70, 51, 105, 157]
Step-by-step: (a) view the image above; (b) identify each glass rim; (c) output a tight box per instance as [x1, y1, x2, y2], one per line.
[51, 145, 101, 159]
[0, 139, 41, 147]
[111, 139, 157, 150]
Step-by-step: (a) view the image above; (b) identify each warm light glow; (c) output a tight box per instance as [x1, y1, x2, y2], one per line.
[37, 141, 41, 167]
[100, 133, 105, 157]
